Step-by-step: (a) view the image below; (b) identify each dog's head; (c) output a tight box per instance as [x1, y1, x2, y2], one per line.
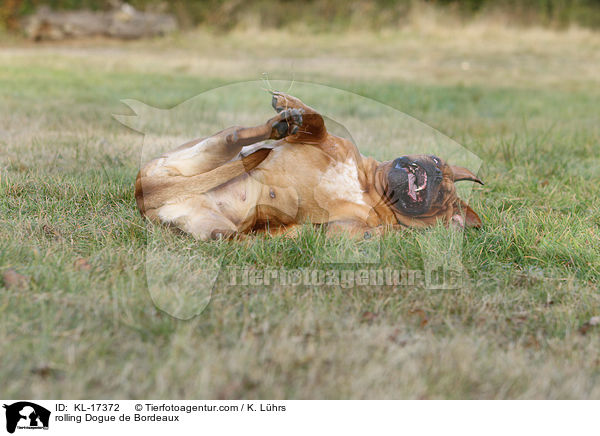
[379, 154, 483, 227]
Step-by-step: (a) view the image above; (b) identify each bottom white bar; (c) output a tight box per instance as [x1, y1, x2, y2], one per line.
[0, 400, 595, 435]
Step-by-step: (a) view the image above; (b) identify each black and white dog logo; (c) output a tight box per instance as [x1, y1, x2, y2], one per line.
[3, 402, 50, 433]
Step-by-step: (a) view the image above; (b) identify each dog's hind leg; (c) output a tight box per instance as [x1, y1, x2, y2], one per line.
[141, 108, 303, 178]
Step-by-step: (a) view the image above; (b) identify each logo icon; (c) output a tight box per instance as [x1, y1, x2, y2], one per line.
[3, 402, 50, 434]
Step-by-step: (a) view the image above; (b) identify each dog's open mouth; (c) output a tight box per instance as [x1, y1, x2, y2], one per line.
[404, 164, 428, 204]
[387, 157, 440, 216]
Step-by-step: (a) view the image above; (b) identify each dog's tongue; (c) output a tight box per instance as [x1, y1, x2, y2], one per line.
[407, 173, 417, 201]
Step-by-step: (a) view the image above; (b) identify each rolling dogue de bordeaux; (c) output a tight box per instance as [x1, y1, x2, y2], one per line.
[135, 92, 483, 240]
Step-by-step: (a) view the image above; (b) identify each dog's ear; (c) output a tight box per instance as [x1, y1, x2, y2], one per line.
[452, 201, 482, 228]
[451, 166, 484, 185]
[463, 203, 482, 227]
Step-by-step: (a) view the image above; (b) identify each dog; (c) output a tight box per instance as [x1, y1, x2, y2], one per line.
[135, 92, 483, 240]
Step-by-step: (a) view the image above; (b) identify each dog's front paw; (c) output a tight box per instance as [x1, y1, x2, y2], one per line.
[269, 108, 303, 140]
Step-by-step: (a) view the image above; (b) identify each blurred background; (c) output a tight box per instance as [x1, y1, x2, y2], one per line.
[2, 0, 600, 34]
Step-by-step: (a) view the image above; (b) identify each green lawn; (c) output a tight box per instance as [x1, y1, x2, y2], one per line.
[1, 27, 599, 398]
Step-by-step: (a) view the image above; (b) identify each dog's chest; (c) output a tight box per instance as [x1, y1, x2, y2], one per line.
[259, 145, 370, 212]
[316, 157, 367, 205]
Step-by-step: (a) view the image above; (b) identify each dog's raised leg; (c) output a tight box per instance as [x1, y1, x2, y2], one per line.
[271, 92, 327, 144]
[136, 108, 303, 224]
[141, 108, 303, 178]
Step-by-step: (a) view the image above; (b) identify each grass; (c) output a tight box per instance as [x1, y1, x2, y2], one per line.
[1, 25, 600, 399]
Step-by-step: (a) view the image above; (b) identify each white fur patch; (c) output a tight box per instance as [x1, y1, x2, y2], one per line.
[168, 137, 216, 161]
[319, 158, 367, 205]
[146, 137, 218, 177]
[157, 203, 192, 224]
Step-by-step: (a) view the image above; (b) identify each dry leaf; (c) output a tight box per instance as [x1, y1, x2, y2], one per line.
[31, 364, 64, 380]
[361, 311, 378, 323]
[579, 316, 600, 335]
[409, 308, 429, 327]
[388, 328, 408, 346]
[73, 258, 92, 271]
[2, 269, 29, 289]
[579, 323, 591, 335]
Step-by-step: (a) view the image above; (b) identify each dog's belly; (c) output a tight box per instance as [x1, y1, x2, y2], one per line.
[208, 172, 301, 229]
[156, 142, 373, 237]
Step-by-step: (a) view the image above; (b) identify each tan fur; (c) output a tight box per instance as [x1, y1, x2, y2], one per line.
[135, 93, 481, 240]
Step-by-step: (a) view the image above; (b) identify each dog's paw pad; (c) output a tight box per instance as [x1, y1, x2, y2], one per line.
[270, 108, 304, 139]
[272, 95, 282, 112]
